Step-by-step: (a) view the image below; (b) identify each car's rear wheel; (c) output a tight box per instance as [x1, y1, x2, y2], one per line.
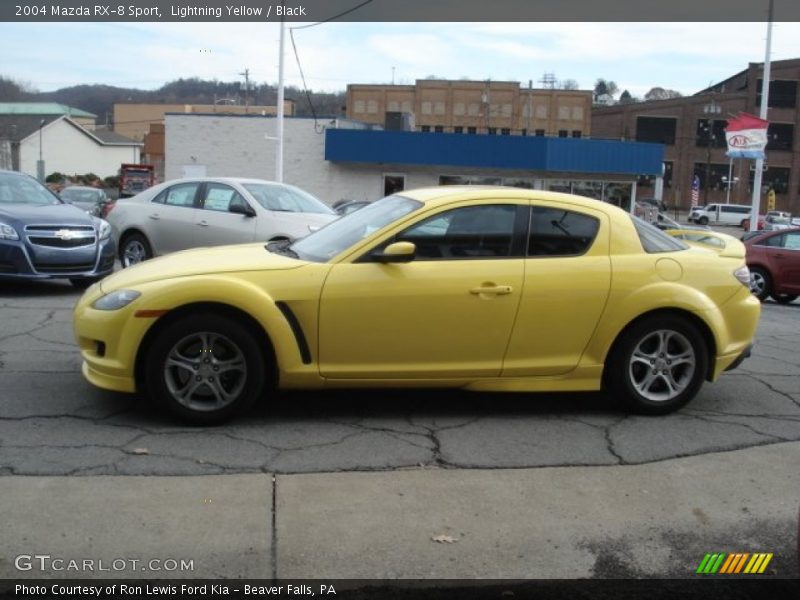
[740, 219, 748, 229]
[144, 314, 267, 424]
[749, 267, 771, 301]
[607, 315, 708, 415]
[772, 294, 798, 305]
[120, 232, 152, 268]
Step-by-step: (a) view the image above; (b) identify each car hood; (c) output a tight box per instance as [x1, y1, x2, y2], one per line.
[0, 202, 94, 226]
[100, 242, 306, 292]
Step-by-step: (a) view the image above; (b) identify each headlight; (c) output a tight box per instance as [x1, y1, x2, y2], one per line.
[93, 218, 112, 241]
[733, 265, 750, 287]
[0, 221, 19, 241]
[92, 289, 140, 311]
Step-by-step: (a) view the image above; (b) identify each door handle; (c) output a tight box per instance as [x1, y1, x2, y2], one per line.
[774, 253, 785, 259]
[148, 213, 160, 220]
[469, 285, 513, 296]
[197, 220, 209, 227]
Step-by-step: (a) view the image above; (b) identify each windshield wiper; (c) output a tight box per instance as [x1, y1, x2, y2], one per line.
[266, 240, 298, 258]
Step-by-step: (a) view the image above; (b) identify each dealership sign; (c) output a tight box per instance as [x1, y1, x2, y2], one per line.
[725, 113, 769, 159]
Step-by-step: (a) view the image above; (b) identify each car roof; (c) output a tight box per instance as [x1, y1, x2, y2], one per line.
[399, 186, 616, 212]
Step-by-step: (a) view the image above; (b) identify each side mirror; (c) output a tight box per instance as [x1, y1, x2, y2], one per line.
[373, 241, 416, 263]
[230, 203, 256, 218]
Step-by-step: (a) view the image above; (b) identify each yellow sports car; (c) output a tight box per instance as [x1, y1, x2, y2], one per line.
[73, 187, 760, 423]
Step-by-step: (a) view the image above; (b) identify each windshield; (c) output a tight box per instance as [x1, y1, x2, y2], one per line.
[291, 195, 423, 262]
[768, 216, 790, 224]
[243, 183, 334, 215]
[61, 188, 103, 203]
[0, 172, 61, 206]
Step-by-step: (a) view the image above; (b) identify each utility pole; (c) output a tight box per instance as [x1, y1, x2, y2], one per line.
[526, 79, 532, 134]
[749, 0, 774, 231]
[239, 68, 253, 110]
[276, 20, 285, 182]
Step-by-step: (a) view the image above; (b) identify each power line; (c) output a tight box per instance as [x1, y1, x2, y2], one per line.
[287, 0, 375, 131]
[290, 0, 373, 30]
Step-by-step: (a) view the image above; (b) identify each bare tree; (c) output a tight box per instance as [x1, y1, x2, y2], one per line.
[644, 87, 683, 101]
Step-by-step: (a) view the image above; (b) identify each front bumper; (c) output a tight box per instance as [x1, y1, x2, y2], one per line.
[0, 237, 116, 281]
[724, 343, 753, 372]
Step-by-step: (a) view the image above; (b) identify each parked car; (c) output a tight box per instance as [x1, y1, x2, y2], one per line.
[653, 213, 709, 232]
[689, 203, 752, 227]
[638, 197, 668, 212]
[59, 185, 110, 217]
[74, 186, 759, 423]
[334, 200, 372, 216]
[744, 227, 800, 304]
[106, 177, 337, 267]
[764, 215, 792, 231]
[0, 170, 116, 288]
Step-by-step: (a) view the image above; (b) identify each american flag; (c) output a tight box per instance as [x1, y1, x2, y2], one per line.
[691, 175, 700, 207]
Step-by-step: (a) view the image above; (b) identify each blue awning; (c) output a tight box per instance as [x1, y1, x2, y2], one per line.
[325, 129, 663, 176]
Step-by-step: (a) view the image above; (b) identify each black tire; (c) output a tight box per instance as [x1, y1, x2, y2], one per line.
[144, 313, 267, 424]
[119, 232, 152, 268]
[606, 315, 708, 415]
[69, 277, 100, 290]
[772, 294, 798, 305]
[749, 267, 771, 302]
[698, 216, 709, 225]
[740, 219, 749, 230]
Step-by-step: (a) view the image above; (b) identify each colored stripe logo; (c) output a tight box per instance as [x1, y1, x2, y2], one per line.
[696, 552, 773, 574]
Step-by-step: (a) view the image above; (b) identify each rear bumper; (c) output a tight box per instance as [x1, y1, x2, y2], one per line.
[724, 343, 753, 372]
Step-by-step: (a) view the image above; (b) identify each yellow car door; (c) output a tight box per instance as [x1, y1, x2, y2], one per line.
[503, 202, 612, 376]
[318, 202, 528, 379]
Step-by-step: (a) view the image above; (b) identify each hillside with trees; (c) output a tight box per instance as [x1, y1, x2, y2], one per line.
[0, 75, 346, 124]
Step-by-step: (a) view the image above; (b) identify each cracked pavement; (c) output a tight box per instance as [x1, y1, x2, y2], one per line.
[2, 279, 799, 477]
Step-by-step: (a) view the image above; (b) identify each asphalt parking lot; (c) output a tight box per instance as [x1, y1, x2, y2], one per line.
[0, 278, 798, 581]
[0, 278, 798, 475]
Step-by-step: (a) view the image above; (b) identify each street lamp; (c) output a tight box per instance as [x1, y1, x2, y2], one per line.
[36, 119, 45, 183]
[701, 99, 722, 205]
[721, 173, 739, 204]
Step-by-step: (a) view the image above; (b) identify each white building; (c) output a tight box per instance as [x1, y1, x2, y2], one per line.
[165, 113, 663, 209]
[18, 117, 141, 179]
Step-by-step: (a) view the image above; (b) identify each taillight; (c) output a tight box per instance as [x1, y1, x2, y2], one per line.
[733, 265, 750, 287]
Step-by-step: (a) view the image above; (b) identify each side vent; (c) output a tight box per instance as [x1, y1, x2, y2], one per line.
[275, 301, 312, 364]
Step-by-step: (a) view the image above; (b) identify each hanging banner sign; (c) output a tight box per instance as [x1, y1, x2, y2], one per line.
[725, 112, 769, 159]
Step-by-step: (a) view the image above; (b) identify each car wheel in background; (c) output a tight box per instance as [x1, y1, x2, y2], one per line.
[120, 232, 152, 268]
[698, 216, 709, 225]
[772, 294, 798, 305]
[606, 315, 708, 415]
[144, 313, 267, 424]
[749, 267, 771, 302]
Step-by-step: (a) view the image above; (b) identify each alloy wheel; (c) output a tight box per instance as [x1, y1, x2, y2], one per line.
[628, 329, 696, 402]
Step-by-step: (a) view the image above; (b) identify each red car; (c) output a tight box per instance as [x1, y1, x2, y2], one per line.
[744, 227, 800, 304]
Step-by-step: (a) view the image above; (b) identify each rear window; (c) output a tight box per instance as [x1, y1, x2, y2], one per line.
[630, 215, 688, 253]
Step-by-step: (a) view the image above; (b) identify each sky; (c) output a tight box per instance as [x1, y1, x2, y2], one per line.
[1, 22, 800, 98]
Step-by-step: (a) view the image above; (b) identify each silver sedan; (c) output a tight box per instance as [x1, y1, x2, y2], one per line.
[106, 177, 337, 267]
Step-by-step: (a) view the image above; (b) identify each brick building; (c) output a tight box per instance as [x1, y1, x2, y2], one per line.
[346, 80, 592, 138]
[592, 58, 800, 215]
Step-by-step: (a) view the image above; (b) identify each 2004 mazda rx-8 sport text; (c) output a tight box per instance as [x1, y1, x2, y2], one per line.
[73, 187, 760, 423]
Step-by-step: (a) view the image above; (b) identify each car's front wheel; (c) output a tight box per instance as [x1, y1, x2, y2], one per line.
[144, 314, 267, 424]
[606, 315, 708, 415]
[698, 216, 709, 225]
[749, 267, 771, 301]
[120, 232, 152, 268]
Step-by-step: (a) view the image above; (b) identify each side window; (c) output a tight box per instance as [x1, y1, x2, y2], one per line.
[152, 189, 167, 204]
[758, 234, 784, 248]
[783, 233, 800, 250]
[529, 207, 600, 256]
[394, 204, 520, 260]
[202, 183, 247, 213]
[163, 183, 200, 208]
